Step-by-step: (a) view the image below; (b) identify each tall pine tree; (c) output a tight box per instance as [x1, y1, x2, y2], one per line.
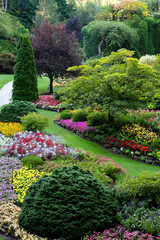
[12, 35, 38, 102]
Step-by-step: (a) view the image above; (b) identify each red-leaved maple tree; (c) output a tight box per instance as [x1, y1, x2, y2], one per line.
[30, 20, 82, 93]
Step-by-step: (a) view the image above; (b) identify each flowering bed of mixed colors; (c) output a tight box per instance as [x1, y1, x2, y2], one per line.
[32, 95, 61, 110]
[58, 119, 95, 133]
[2, 131, 77, 160]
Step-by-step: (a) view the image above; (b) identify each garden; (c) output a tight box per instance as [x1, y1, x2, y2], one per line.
[2, 0, 160, 239]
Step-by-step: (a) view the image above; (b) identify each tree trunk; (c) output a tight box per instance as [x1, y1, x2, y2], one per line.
[49, 77, 53, 94]
[2, 0, 4, 11]
[98, 37, 105, 56]
[4, 0, 7, 12]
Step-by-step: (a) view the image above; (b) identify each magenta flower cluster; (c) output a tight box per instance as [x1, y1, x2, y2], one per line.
[58, 119, 95, 133]
[85, 226, 160, 240]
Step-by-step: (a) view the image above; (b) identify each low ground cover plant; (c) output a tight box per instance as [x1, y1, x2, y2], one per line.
[0, 156, 23, 202]
[2, 131, 77, 160]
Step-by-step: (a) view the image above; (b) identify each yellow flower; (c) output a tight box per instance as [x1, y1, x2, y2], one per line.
[0, 122, 24, 137]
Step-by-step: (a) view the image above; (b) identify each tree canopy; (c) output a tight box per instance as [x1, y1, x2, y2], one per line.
[30, 21, 82, 93]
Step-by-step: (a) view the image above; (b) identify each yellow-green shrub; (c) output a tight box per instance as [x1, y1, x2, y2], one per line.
[12, 167, 47, 205]
[122, 124, 157, 144]
[21, 112, 49, 132]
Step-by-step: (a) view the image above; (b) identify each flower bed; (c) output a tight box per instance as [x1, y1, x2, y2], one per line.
[0, 122, 23, 137]
[58, 119, 95, 133]
[104, 137, 159, 164]
[32, 95, 61, 111]
[2, 131, 77, 160]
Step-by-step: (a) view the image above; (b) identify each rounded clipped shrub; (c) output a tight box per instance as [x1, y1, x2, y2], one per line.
[150, 139, 160, 151]
[0, 101, 38, 123]
[18, 166, 118, 240]
[60, 110, 72, 120]
[21, 155, 43, 168]
[72, 110, 88, 122]
[21, 112, 49, 132]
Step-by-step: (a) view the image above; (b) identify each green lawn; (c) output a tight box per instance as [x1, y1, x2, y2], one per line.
[0, 74, 13, 90]
[0, 74, 50, 94]
[39, 109, 160, 178]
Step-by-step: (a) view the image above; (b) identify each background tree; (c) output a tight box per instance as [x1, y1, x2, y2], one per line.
[66, 17, 83, 42]
[34, 0, 60, 26]
[55, 0, 69, 21]
[12, 35, 38, 101]
[0, 9, 28, 54]
[30, 21, 82, 94]
[8, 0, 39, 30]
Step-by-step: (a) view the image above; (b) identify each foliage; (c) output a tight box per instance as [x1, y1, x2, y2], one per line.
[60, 110, 72, 120]
[117, 200, 160, 235]
[0, 9, 28, 54]
[72, 110, 88, 122]
[59, 50, 160, 117]
[122, 124, 158, 145]
[30, 21, 82, 94]
[87, 111, 108, 126]
[82, 20, 139, 57]
[12, 167, 46, 205]
[54, 0, 69, 21]
[116, 171, 160, 206]
[12, 35, 38, 102]
[0, 52, 15, 74]
[66, 17, 83, 42]
[18, 165, 119, 239]
[37, 155, 127, 184]
[21, 112, 49, 132]
[150, 139, 160, 151]
[8, 0, 39, 30]
[0, 122, 23, 137]
[0, 101, 38, 123]
[34, 0, 60, 25]
[113, 0, 150, 19]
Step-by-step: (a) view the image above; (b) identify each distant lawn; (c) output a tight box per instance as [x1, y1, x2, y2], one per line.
[39, 109, 160, 178]
[0, 74, 50, 94]
[0, 74, 13, 90]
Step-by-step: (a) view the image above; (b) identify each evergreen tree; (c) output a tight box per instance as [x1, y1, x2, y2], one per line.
[12, 35, 38, 102]
[55, 0, 69, 21]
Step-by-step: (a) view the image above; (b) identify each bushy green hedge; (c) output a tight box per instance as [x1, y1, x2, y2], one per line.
[72, 110, 88, 122]
[21, 155, 43, 168]
[19, 165, 118, 240]
[0, 101, 38, 122]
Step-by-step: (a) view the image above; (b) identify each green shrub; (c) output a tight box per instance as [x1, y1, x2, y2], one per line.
[19, 165, 119, 240]
[72, 110, 88, 122]
[0, 101, 38, 123]
[0, 52, 15, 74]
[12, 35, 38, 102]
[150, 139, 160, 151]
[21, 155, 43, 168]
[60, 110, 72, 120]
[116, 171, 160, 206]
[87, 111, 108, 126]
[21, 112, 49, 132]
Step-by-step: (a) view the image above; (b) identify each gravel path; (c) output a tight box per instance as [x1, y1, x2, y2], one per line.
[0, 81, 13, 107]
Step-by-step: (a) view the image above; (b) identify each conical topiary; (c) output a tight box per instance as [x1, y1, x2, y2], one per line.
[12, 35, 38, 101]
